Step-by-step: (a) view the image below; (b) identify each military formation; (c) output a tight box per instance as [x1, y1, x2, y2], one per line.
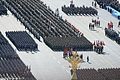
[6, 31, 38, 51]
[0, 32, 36, 80]
[62, 3, 98, 16]
[0, 1, 7, 15]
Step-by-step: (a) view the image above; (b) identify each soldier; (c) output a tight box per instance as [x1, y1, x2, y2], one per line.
[80, 54, 83, 60]
[87, 56, 89, 62]
[92, 1, 94, 6]
[94, 1, 97, 8]
[55, 8, 59, 16]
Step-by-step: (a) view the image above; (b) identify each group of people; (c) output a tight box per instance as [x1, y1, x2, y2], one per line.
[89, 22, 95, 30]
[108, 21, 113, 29]
[63, 48, 90, 62]
[89, 18, 116, 32]
[92, 17, 100, 26]
[92, 0, 97, 8]
[93, 40, 105, 54]
[63, 48, 73, 58]
[89, 17, 100, 30]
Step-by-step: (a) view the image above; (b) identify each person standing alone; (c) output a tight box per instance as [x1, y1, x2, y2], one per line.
[87, 56, 89, 62]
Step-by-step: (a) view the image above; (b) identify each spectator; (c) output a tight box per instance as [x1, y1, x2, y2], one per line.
[63, 48, 68, 58]
[69, 48, 73, 57]
[94, 1, 97, 8]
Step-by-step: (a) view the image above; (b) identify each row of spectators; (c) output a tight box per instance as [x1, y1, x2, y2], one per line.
[0, 32, 36, 80]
